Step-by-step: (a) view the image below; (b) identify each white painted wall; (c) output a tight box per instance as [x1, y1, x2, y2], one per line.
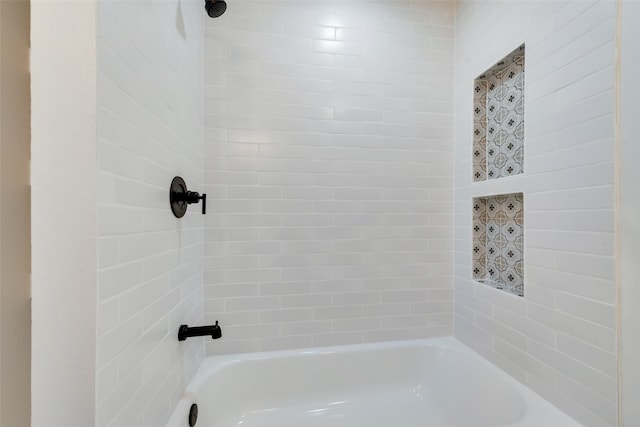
[95, 0, 206, 426]
[203, 0, 455, 355]
[620, 1, 640, 424]
[31, 1, 97, 426]
[454, 1, 617, 425]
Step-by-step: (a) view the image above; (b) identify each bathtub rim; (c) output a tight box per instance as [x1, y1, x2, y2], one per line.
[191, 336, 463, 389]
[166, 335, 583, 427]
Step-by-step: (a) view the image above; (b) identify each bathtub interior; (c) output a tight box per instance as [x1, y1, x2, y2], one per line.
[187, 339, 531, 427]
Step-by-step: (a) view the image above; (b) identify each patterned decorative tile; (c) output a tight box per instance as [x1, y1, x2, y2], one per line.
[473, 81, 488, 182]
[473, 45, 525, 181]
[472, 198, 487, 279]
[472, 193, 524, 297]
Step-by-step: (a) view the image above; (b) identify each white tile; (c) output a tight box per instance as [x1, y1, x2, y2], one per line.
[555, 292, 616, 327]
[556, 332, 617, 377]
[333, 318, 381, 332]
[554, 372, 617, 425]
[280, 321, 331, 336]
[260, 308, 313, 323]
[98, 262, 143, 301]
[225, 296, 280, 312]
[453, 1, 617, 424]
[118, 233, 168, 264]
[98, 4, 206, 418]
[224, 324, 280, 340]
[98, 207, 144, 236]
[281, 294, 332, 308]
[555, 252, 615, 281]
[475, 314, 528, 351]
[260, 336, 314, 351]
[99, 237, 119, 269]
[528, 303, 615, 352]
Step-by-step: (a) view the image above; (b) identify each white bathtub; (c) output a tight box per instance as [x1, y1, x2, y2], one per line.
[166, 337, 582, 427]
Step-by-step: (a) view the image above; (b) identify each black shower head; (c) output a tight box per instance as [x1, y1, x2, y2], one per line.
[205, 0, 226, 18]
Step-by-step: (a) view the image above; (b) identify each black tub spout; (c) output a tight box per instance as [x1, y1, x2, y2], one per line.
[178, 321, 222, 341]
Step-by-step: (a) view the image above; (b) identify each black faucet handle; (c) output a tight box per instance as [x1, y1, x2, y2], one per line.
[170, 177, 207, 218]
[212, 320, 221, 339]
[201, 193, 207, 215]
[185, 191, 206, 215]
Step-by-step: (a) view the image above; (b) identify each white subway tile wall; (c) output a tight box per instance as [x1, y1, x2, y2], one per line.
[90, 1, 620, 425]
[204, 0, 454, 355]
[455, 1, 616, 426]
[96, 1, 205, 426]
[620, 4, 640, 423]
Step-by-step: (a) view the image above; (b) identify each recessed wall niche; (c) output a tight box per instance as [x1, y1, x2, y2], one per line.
[473, 193, 524, 297]
[473, 45, 525, 182]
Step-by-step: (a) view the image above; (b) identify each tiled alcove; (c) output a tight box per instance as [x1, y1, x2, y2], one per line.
[472, 193, 524, 297]
[473, 45, 525, 182]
